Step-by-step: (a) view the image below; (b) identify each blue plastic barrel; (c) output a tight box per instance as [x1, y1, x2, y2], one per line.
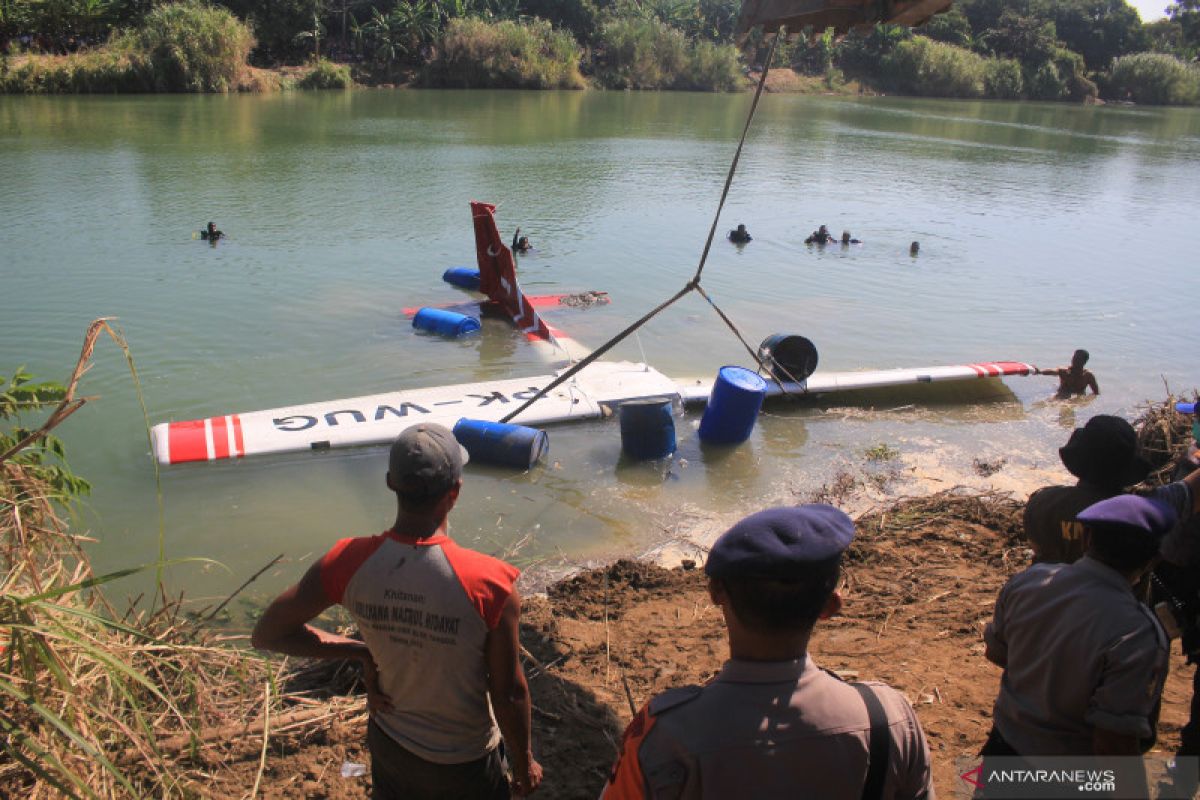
[453, 419, 548, 469]
[443, 267, 481, 290]
[619, 398, 676, 460]
[412, 307, 481, 338]
[698, 366, 767, 445]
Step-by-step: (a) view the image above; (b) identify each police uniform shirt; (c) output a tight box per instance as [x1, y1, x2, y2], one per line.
[984, 555, 1168, 755]
[602, 656, 934, 800]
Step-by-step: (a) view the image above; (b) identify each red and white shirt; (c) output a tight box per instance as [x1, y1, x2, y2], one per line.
[320, 530, 519, 764]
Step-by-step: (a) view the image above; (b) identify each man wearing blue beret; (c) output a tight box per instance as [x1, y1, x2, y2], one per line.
[982, 494, 1180, 792]
[601, 505, 934, 800]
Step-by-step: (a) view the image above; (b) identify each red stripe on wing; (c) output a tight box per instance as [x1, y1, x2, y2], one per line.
[167, 420, 210, 464]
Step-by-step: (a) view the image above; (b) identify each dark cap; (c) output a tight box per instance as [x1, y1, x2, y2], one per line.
[705, 505, 855, 579]
[1059, 414, 1152, 490]
[389, 423, 468, 494]
[1076, 494, 1177, 539]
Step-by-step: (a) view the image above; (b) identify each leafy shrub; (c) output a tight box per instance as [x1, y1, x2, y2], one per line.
[883, 36, 985, 98]
[427, 17, 585, 89]
[836, 24, 911, 79]
[299, 57, 352, 89]
[1109, 52, 1200, 105]
[677, 37, 740, 91]
[1025, 61, 1065, 100]
[1050, 46, 1096, 102]
[983, 56, 1023, 99]
[592, 17, 739, 90]
[789, 27, 835, 76]
[112, 0, 255, 92]
[0, 51, 143, 93]
[594, 17, 686, 89]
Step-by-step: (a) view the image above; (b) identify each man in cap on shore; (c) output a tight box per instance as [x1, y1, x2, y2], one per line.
[982, 495, 1181, 795]
[601, 505, 934, 799]
[253, 423, 542, 798]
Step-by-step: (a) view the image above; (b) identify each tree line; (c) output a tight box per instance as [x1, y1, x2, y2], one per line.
[2, 0, 1199, 101]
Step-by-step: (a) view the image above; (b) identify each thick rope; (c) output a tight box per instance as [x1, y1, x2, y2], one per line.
[498, 34, 781, 426]
[692, 34, 778, 285]
[693, 284, 796, 394]
[499, 282, 697, 423]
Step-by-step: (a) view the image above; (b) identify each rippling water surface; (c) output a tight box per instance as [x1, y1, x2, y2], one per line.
[2, 91, 1198, 606]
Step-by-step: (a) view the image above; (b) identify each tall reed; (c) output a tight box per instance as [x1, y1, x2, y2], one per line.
[427, 17, 585, 89]
[0, 321, 295, 797]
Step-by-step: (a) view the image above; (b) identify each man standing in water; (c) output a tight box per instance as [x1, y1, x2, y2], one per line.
[253, 423, 542, 798]
[1037, 349, 1099, 398]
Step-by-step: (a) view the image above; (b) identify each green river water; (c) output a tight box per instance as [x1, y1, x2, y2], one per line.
[2, 90, 1198, 612]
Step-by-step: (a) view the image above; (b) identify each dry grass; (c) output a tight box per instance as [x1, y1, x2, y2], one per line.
[0, 321, 365, 797]
[1135, 388, 1199, 486]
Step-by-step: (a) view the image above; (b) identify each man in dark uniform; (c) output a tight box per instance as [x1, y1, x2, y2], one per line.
[602, 505, 934, 799]
[983, 495, 1183, 796]
[1023, 415, 1153, 563]
[727, 223, 752, 244]
[805, 224, 836, 245]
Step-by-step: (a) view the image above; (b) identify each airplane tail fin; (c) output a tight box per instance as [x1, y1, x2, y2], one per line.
[470, 201, 559, 347]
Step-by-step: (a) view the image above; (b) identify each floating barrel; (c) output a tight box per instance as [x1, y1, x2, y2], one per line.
[619, 398, 676, 460]
[698, 366, 767, 445]
[453, 418, 548, 469]
[412, 307, 481, 338]
[758, 334, 819, 382]
[443, 267, 481, 290]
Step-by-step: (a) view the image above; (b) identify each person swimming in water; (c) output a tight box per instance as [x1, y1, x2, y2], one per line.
[910, 241, 920, 256]
[1037, 349, 1100, 398]
[511, 228, 532, 253]
[805, 225, 835, 245]
[840, 230, 861, 245]
[200, 222, 224, 241]
[728, 223, 752, 244]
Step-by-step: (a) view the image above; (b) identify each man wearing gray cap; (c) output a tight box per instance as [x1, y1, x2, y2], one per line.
[983, 495, 1179, 768]
[253, 423, 542, 798]
[602, 505, 934, 799]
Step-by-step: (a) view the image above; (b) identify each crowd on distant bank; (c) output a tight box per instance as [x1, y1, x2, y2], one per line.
[250, 364, 1200, 798]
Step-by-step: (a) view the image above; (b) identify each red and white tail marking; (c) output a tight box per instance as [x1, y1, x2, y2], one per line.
[162, 414, 244, 464]
[967, 361, 1034, 378]
[471, 200, 558, 347]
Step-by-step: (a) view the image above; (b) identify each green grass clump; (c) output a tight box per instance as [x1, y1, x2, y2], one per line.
[1109, 52, 1200, 106]
[592, 17, 740, 91]
[865, 443, 900, 462]
[983, 57, 1023, 100]
[1, 0, 255, 94]
[426, 17, 585, 89]
[883, 36, 986, 98]
[298, 57, 353, 89]
[112, 0, 254, 92]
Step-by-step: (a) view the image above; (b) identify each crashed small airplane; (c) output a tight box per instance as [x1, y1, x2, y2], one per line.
[150, 200, 1036, 466]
